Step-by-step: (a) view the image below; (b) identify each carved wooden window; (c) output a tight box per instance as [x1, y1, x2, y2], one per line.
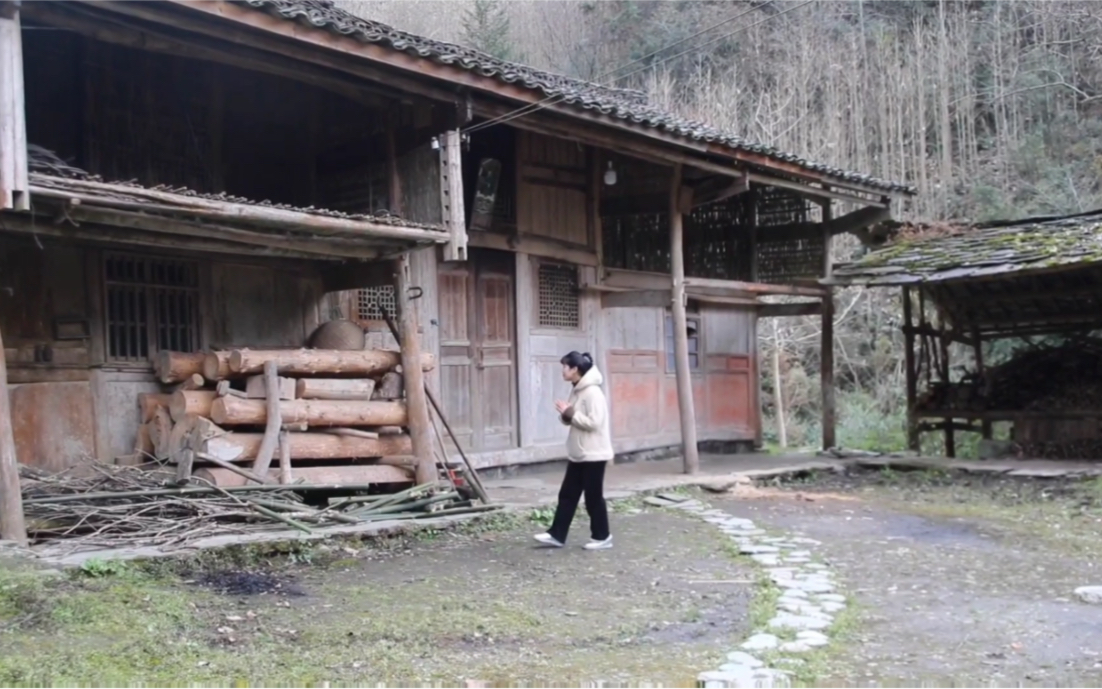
[104, 253, 200, 362]
[537, 262, 580, 329]
[356, 286, 396, 323]
[665, 314, 701, 372]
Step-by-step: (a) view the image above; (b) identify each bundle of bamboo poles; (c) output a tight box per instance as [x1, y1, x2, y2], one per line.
[135, 348, 436, 488]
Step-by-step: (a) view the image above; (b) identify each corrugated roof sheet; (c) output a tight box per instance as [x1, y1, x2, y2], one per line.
[829, 210, 1102, 286]
[242, 0, 915, 195]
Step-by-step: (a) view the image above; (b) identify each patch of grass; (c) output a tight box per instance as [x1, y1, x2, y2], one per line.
[746, 575, 781, 632]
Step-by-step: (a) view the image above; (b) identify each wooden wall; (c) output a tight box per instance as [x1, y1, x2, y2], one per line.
[0, 234, 326, 469]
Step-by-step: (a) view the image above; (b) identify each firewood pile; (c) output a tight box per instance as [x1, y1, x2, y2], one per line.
[135, 347, 437, 488]
[19, 463, 496, 550]
[917, 340, 1102, 413]
[983, 341, 1102, 412]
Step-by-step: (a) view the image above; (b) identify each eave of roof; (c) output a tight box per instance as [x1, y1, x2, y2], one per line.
[828, 210, 1102, 286]
[234, 0, 914, 196]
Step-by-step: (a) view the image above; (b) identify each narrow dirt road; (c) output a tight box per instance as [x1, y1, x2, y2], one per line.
[716, 472, 1102, 687]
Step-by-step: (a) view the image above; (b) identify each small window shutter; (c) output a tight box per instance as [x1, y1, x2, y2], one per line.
[0, 6, 28, 211]
[537, 263, 580, 329]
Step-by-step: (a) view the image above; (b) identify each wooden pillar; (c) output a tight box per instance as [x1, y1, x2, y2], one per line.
[940, 333, 955, 458]
[0, 3, 29, 211]
[902, 286, 919, 451]
[973, 328, 992, 440]
[0, 327, 27, 546]
[395, 254, 436, 485]
[669, 164, 699, 474]
[820, 288, 836, 451]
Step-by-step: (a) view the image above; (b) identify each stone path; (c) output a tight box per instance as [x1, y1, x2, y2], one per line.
[647, 493, 847, 689]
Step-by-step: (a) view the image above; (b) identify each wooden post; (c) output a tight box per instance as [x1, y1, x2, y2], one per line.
[939, 331, 955, 458]
[820, 288, 836, 451]
[0, 3, 29, 212]
[396, 254, 436, 485]
[902, 286, 919, 451]
[249, 360, 283, 477]
[669, 164, 699, 474]
[973, 328, 992, 440]
[0, 327, 27, 546]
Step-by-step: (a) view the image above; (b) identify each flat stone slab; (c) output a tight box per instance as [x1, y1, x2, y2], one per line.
[740, 544, 781, 555]
[751, 554, 780, 566]
[741, 633, 780, 651]
[796, 630, 830, 646]
[1075, 585, 1102, 604]
[656, 492, 692, 503]
[769, 612, 832, 631]
[814, 593, 845, 602]
[726, 651, 764, 668]
[779, 641, 813, 653]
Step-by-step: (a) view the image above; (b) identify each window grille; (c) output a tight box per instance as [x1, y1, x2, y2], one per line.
[356, 286, 396, 322]
[104, 253, 200, 362]
[537, 263, 580, 329]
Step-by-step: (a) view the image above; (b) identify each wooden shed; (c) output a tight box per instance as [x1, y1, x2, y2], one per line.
[0, 0, 913, 485]
[829, 210, 1102, 459]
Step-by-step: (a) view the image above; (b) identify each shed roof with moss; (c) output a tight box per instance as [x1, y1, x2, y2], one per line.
[828, 210, 1102, 286]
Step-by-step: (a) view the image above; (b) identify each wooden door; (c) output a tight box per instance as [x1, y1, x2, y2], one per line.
[438, 250, 518, 452]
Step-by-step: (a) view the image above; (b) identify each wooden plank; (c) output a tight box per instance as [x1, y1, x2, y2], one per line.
[229, 349, 434, 376]
[468, 231, 598, 267]
[683, 276, 827, 298]
[669, 164, 699, 475]
[601, 289, 672, 309]
[746, 173, 889, 207]
[439, 130, 467, 262]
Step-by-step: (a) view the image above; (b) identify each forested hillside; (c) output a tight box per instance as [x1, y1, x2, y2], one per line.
[342, 0, 1102, 453]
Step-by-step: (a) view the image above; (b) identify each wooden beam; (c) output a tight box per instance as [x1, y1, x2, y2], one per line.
[320, 261, 396, 293]
[820, 290, 836, 451]
[746, 173, 889, 207]
[691, 174, 750, 208]
[683, 276, 827, 298]
[0, 6, 29, 211]
[902, 286, 919, 451]
[758, 301, 822, 318]
[0, 324, 26, 546]
[438, 130, 467, 262]
[829, 205, 891, 237]
[395, 253, 436, 485]
[468, 231, 598, 267]
[669, 163, 699, 475]
[0, 209, 348, 261]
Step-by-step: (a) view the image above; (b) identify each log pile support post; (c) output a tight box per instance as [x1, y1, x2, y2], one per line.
[902, 286, 919, 451]
[395, 254, 436, 485]
[0, 326, 27, 545]
[669, 163, 699, 475]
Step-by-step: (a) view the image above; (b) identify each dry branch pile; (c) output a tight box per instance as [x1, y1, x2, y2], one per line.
[19, 463, 495, 550]
[135, 346, 437, 488]
[984, 341, 1102, 412]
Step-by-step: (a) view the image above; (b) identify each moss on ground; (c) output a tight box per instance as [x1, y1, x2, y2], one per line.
[0, 506, 755, 687]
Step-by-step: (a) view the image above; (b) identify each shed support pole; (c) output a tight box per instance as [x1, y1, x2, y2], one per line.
[395, 254, 436, 486]
[973, 330, 992, 440]
[669, 164, 699, 475]
[940, 333, 955, 458]
[820, 289, 836, 451]
[902, 287, 919, 451]
[0, 326, 27, 546]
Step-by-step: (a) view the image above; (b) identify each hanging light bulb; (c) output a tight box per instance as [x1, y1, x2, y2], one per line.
[603, 161, 617, 186]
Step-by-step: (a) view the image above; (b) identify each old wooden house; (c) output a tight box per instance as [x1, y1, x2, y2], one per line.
[0, 0, 913, 482]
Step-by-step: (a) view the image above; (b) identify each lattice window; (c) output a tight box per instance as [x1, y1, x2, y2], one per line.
[104, 253, 200, 363]
[356, 286, 396, 322]
[665, 315, 701, 372]
[537, 263, 580, 329]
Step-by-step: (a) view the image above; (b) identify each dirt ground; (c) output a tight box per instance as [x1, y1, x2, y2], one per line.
[0, 507, 753, 687]
[717, 468, 1102, 687]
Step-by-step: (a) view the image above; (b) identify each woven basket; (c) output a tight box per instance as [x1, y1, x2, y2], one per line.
[309, 319, 365, 350]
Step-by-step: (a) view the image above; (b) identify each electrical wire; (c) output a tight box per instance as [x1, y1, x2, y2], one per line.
[463, 0, 815, 136]
[462, 1, 773, 135]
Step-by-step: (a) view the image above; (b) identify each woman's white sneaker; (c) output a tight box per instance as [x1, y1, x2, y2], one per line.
[584, 536, 613, 550]
[534, 533, 564, 547]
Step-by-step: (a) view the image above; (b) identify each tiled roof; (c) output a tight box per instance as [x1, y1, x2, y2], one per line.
[242, 0, 915, 195]
[829, 210, 1102, 286]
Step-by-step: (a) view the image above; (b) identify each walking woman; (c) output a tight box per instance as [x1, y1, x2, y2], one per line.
[534, 351, 614, 550]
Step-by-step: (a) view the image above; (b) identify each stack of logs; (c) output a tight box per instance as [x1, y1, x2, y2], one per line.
[135, 348, 435, 487]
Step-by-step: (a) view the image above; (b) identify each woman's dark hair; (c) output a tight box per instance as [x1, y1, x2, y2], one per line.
[561, 351, 594, 375]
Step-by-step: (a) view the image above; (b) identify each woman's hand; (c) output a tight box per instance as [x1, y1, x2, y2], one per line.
[554, 400, 570, 414]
